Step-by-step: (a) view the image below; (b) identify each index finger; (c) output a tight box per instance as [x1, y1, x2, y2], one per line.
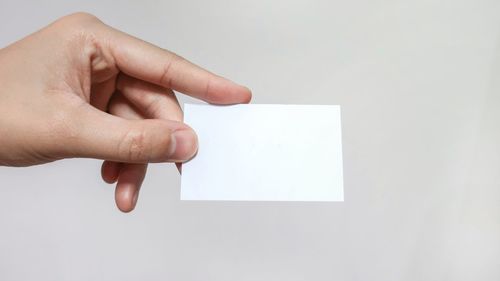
[102, 26, 252, 104]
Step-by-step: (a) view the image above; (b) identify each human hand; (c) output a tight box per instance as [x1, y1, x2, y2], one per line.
[0, 13, 251, 212]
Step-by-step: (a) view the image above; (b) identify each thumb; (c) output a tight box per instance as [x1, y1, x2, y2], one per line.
[64, 106, 197, 163]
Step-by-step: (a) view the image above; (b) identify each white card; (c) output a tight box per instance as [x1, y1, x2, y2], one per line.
[181, 104, 344, 201]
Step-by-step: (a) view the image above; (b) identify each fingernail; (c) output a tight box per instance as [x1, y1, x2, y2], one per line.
[170, 129, 198, 161]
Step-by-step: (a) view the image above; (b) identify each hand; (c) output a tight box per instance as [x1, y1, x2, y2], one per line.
[0, 13, 251, 212]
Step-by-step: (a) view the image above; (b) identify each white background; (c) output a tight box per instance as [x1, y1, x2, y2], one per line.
[0, 0, 499, 280]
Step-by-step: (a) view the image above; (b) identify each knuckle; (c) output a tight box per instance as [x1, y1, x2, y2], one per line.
[159, 54, 184, 88]
[52, 13, 118, 83]
[119, 128, 152, 162]
[116, 73, 138, 92]
[155, 127, 173, 160]
[58, 12, 102, 26]
[115, 74, 128, 91]
[203, 78, 222, 102]
[52, 12, 103, 44]
[143, 96, 163, 118]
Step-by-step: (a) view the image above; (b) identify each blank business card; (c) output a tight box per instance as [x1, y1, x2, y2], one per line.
[181, 104, 344, 201]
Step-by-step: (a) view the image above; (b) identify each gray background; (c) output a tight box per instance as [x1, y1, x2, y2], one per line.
[0, 0, 499, 280]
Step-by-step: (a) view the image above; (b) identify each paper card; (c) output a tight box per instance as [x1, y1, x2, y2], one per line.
[181, 104, 344, 201]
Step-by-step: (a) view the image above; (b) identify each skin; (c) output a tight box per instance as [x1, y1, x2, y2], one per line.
[0, 13, 251, 212]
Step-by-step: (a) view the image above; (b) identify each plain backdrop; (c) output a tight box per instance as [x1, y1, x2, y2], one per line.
[0, 0, 499, 280]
